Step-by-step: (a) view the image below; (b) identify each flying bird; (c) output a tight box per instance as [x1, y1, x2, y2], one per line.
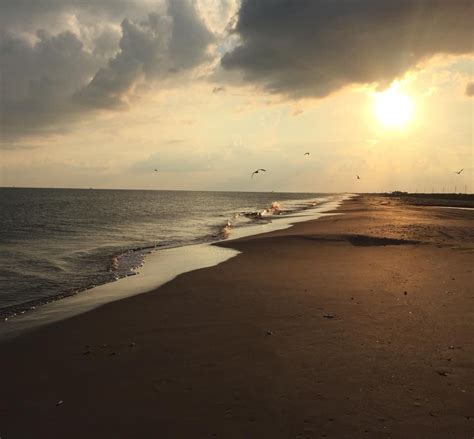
[304, 152, 310, 156]
[454, 169, 464, 174]
[252, 168, 266, 178]
[356, 175, 360, 180]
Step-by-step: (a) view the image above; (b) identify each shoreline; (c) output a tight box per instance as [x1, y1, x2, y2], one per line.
[1, 195, 472, 438]
[0, 194, 348, 342]
[1, 189, 342, 324]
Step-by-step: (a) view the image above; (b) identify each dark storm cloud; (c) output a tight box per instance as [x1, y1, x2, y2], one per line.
[0, 0, 215, 141]
[0, 0, 154, 30]
[222, 0, 474, 98]
[0, 30, 104, 139]
[77, 0, 214, 108]
[466, 82, 474, 97]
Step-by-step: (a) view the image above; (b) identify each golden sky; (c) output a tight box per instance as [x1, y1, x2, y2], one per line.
[1, 0, 473, 193]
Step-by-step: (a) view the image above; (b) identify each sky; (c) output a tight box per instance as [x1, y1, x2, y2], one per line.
[1, 0, 473, 193]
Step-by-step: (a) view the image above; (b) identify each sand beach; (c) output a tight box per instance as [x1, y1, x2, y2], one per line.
[1, 195, 473, 438]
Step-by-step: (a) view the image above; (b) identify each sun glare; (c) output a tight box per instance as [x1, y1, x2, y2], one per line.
[373, 84, 414, 128]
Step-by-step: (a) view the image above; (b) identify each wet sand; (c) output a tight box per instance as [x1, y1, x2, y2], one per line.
[1, 195, 473, 438]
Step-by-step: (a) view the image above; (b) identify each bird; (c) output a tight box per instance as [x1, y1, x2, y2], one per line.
[304, 152, 310, 156]
[356, 175, 360, 180]
[252, 168, 266, 178]
[454, 169, 464, 175]
[154, 169, 158, 172]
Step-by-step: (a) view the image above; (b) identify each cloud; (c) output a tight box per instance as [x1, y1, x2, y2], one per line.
[1, 0, 215, 141]
[164, 138, 188, 144]
[0, 29, 104, 140]
[130, 149, 217, 173]
[0, 0, 158, 32]
[466, 82, 474, 97]
[222, 0, 473, 98]
[77, 0, 215, 109]
[0, 143, 39, 151]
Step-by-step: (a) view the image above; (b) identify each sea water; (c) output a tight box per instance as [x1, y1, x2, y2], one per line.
[0, 188, 342, 319]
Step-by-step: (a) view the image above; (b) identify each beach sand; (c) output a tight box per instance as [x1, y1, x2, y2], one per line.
[1, 195, 473, 438]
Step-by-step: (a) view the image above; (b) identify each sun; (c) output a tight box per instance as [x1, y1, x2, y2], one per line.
[373, 84, 415, 128]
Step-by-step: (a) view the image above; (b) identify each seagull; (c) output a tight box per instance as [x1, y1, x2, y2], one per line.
[356, 175, 360, 180]
[454, 169, 464, 175]
[252, 168, 266, 178]
[304, 152, 310, 156]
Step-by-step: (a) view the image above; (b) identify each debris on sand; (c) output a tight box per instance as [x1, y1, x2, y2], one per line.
[323, 314, 337, 319]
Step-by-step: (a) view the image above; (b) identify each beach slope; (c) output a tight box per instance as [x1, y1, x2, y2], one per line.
[1, 195, 473, 438]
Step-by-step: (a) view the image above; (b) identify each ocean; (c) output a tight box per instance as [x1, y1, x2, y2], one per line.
[0, 188, 339, 319]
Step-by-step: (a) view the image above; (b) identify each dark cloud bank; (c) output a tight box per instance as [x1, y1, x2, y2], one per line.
[76, 0, 214, 108]
[222, 0, 473, 97]
[1, 0, 214, 141]
[1, 0, 473, 142]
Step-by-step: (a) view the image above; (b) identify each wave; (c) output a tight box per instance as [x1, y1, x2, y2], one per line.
[105, 197, 331, 287]
[1, 195, 333, 320]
